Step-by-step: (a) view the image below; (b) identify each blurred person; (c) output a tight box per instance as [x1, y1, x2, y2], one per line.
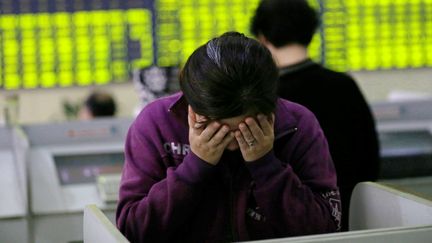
[116, 32, 341, 242]
[78, 90, 117, 120]
[251, 0, 380, 231]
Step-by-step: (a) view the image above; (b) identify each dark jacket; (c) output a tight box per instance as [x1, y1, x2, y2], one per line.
[116, 92, 341, 242]
[277, 59, 380, 230]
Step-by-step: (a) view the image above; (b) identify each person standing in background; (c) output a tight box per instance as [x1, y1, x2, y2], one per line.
[251, 0, 380, 231]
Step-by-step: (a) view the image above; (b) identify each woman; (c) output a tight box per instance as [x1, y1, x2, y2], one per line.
[116, 32, 341, 242]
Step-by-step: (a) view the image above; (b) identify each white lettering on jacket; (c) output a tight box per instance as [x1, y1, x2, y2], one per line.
[321, 190, 342, 231]
[164, 142, 190, 155]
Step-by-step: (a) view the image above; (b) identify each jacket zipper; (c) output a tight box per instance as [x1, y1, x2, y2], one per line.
[286, 127, 298, 134]
[275, 126, 298, 140]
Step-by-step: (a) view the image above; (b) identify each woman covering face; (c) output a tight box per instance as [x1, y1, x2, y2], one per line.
[116, 32, 341, 243]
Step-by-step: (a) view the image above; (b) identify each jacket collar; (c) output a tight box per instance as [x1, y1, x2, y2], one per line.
[279, 58, 316, 76]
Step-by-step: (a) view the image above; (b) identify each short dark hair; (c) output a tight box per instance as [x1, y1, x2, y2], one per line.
[180, 32, 278, 120]
[250, 0, 319, 47]
[85, 91, 117, 117]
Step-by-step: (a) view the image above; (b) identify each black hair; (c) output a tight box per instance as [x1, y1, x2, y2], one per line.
[250, 0, 319, 47]
[84, 91, 117, 117]
[180, 31, 278, 120]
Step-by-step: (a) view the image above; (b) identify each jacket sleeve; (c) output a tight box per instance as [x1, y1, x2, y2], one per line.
[245, 109, 342, 236]
[116, 117, 215, 243]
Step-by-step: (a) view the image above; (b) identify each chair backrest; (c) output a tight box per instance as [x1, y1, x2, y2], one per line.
[349, 182, 432, 230]
[83, 204, 129, 243]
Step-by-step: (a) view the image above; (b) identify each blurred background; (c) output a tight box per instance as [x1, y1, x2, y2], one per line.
[0, 0, 431, 124]
[1, 1, 432, 242]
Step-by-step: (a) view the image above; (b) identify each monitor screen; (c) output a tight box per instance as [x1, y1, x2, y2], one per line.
[54, 152, 124, 185]
[0, 0, 153, 90]
[2, 0, 432, 91]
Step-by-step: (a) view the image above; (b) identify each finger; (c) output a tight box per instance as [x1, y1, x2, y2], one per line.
[245, 117, 264, 141]
[218, 131, 235, 148]
[258, 113, 274, 136]
[235, 130, 248, 150]
[200, 121, 221, 141]
[239, 122, 255, 144]
[210, 125, 230, 146]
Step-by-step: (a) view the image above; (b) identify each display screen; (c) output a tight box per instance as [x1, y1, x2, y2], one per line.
[1, 0, 432, 90]
[157, 0, 262, 66]
[320, 0, 432, 71]
[155, 0, 322, 67]
[0, 0, 153, 90]
[54, 152, 124, 185]
[155, 0, 432, 71]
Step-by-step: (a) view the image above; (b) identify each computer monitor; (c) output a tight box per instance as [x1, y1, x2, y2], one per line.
[54, 152, 123, 185]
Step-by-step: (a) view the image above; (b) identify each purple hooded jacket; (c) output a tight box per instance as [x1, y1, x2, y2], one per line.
[116, 92, 341, 243]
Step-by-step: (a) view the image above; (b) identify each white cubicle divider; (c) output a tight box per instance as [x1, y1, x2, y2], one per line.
[84, 204, 129, 243]
[83, 182, 432, 243]
[24, 118, 132, 243]
[349, 182, 432, 231]
[250, 225, 432, 243]
[0, 126, 30, 243]
[250, 182, 432, 243]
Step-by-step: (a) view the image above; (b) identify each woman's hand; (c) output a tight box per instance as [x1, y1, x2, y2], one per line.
[188, 106, 234, 165]
[235, 113, 275, 162]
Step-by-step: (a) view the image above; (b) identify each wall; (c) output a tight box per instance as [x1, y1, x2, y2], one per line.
[352, 68, 432, 102]
[0, 83, 140, 125]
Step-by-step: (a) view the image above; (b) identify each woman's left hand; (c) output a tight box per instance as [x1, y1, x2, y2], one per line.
[235, 113, 275, 162]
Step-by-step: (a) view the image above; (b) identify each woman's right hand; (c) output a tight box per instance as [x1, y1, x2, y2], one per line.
[188, 106, 234, 165]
